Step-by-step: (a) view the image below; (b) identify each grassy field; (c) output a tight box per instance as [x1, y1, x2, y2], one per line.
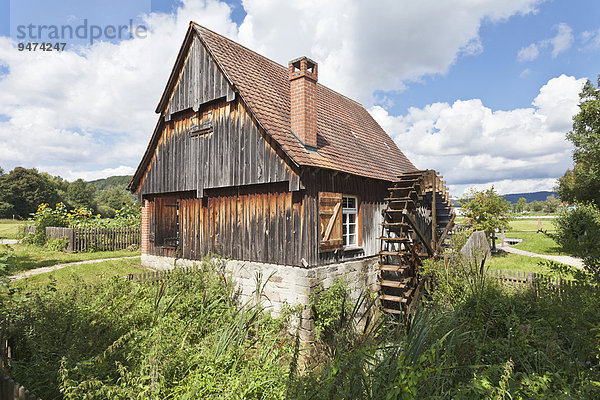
[12, 257, 148, 290]
[487, 252, 570, 277]
[2, 242, 140, 273]
[507, 218, 556, 232]
[503, 232, 563, 255]
[0, 219, 26, 239]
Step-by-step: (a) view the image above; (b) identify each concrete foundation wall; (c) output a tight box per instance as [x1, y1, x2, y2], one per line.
[141, 254, 379, 341]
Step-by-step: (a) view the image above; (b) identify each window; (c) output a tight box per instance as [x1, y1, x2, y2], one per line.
[189, 110, 213, 137]
[342, 195, 358, 247]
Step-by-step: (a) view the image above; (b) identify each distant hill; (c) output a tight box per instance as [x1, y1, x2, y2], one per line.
[501, 191, 556, 204]
[89, 175, 133, 191]
[451, 191, 557, 207]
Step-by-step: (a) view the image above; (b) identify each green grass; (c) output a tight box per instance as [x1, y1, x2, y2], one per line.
[507, 218, 555, 232]
[0, 219, 26, 239]
[503, 232, 563, 255]
[12, 257, 148, 290]
[1, 242, 140, 273]
[487, 252, 570, 277]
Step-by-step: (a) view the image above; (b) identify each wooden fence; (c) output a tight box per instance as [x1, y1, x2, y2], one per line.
[1, 334, 41, 400]
[44, 226, 140, 252]
[488, 268, 575, 291]
[21, 226, 35, 236]
[127, 267, 199, 283]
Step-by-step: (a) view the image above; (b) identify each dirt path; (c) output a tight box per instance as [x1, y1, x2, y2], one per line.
[497, 244, 584, 269]
[8, 256, 141, 281]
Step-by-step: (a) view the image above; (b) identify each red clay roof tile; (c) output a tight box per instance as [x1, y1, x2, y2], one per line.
[193, 24, 416, 182]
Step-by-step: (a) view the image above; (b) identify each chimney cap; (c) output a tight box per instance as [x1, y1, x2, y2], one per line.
[289, 56, 318, 67]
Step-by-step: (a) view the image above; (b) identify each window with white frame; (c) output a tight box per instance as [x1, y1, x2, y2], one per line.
[342, 195, 358, 247]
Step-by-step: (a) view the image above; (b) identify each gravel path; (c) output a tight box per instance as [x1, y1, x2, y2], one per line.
[8, 256, 140, 281]
[497, 244, 584, 269]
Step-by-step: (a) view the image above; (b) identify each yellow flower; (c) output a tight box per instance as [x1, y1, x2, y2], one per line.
[67, 213, 71, 217]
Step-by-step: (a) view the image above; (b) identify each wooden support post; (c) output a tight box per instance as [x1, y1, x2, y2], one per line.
[403, 209, 435, 257]
[435, 213, 455, 253]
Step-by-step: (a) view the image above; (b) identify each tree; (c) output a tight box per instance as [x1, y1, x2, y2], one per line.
[66, 179, 97, 211]
[0, 167, 61, 218]
[554, 204, 600, 281]
[516, 197, 527, 213]
[556, 77, 600, 205]
[543, 195, 560, 214]
[459, 187, 511, 250]
[96, 187, 135, 218]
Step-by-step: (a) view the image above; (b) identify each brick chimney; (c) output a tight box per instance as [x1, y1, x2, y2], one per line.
[289, 56, 318, 149]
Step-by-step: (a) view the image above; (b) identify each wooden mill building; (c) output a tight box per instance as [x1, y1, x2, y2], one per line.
[129, 23, 453, 330]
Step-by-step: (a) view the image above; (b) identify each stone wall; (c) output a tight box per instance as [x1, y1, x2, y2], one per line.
[141, 254, 379, 341]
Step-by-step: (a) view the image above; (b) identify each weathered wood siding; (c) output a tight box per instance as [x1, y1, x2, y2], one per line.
[165, 35, 235, 120]
[145, 170, 388, 267]
[138, 99, 300, 197]
[146, 183, 312, 266]
[302, 169, 388, 265]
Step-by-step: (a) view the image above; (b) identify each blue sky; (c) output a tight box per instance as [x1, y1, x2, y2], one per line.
[386, 0, 600, 114]
[0, 0, 598, 196]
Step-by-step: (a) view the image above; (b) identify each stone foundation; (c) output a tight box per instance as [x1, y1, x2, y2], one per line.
[141, 254, 379, 341]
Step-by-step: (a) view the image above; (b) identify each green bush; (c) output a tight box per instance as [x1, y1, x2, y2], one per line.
[45, 236, 69, 252]
[25, 202, 69, 245]
[310, 279, 351, 344]
[4, 259, 294, 399]
[554, 203, 600, 279]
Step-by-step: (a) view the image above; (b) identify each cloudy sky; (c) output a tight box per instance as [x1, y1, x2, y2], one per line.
[0, 0, 599, 196]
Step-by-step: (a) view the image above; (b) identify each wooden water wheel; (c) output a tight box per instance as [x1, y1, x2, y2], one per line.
[377, 170, 455, 316]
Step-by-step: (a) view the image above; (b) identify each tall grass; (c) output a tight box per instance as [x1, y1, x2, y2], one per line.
[3, 258, 295, 399]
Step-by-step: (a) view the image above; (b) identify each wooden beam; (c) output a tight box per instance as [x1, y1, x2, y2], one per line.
[403, 209, 435, 257]
[435, 213, 455, 255]
[323, 201, 341, 241]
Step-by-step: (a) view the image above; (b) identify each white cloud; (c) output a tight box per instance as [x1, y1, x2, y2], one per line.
[519, 68, 531, 78]
[370, 75, 586, 197]
[0, 0, 546, 183]
[450, 178, 560, 197]
[581, 28, 600, 51]
[518, 22, 573, 62]
[549, 22, 573, 57]
[237, 0, 541, 102]
[41, 165, 137, 182]
[0, 0, 239, 180]
[517, 43, 539, 62]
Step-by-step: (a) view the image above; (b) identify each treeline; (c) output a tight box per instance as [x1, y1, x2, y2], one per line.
[0, 166, 136, 219]
[511, 194, 561, 214]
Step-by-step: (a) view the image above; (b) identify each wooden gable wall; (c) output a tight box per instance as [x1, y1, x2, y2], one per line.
[165, 35, 235, 120]
[136, 34, 301, 198]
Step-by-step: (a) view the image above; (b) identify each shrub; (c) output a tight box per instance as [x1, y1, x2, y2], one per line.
[554, 203, 600, 279]
[25, 202, 69, 245]
[310, 279, 351, 344]
[4, 258, 294, 399]
[45, 236, 69, 252]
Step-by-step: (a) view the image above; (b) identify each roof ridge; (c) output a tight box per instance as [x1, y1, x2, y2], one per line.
[192, 22, 363, 108]
[191, 23, 287, 71]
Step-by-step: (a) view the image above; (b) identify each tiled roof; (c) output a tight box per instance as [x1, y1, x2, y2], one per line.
[193, 23, 416, 182]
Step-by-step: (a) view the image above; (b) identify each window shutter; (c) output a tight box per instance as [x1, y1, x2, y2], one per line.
[318, 192, 343, 252]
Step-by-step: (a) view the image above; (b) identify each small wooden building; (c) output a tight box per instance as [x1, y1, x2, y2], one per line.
[129, 22, 417, 267]
[128, 23, 451, 332]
